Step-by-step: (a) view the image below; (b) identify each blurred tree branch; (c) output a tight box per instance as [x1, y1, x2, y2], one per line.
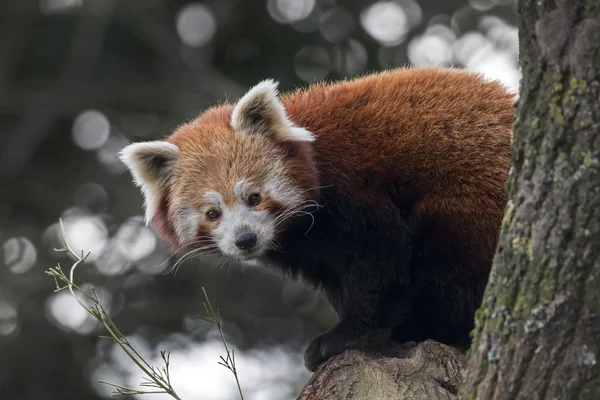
[1, 84, 209, 116]
[0, 1, 36, 94]
[0, 0, 115, 182]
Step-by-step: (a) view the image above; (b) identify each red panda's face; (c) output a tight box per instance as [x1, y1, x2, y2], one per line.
[119, 80, 319, 264]
[168, 130, 316, 262]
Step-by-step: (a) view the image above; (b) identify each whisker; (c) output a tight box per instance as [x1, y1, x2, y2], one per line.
[171, 249, 218, 276]
[217, 257, 229, 272]
[208, 255, 224, 271]
[272, 206, 315, 223]
[165, 244, 220, 276]
[272, 201, 322, 226]
[172, 244, 219, 264]
[272, 204, 322, 229]
[150, 236, 215, 270]
[300, 211, 316, 235]
[209, 256, 229, 274]
[300, 184, 335, 194]
[226, 259, 234, 278]
[274, 210, 317, 234]
[169, 244, 217, 273]
[175, 237, 216, 253]
[268, 232, 291, 255]
[269, 238, 282, 252]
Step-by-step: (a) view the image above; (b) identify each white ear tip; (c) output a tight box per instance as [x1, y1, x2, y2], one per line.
[120, 140, 179, 156]
[264, 78, 279, 90]
[231, 79, 315, 142]
[118, 143, 134, 160]
[144, 212, 153, 226]
[252, 79, 280, 97]
[289, 127, 316, 142]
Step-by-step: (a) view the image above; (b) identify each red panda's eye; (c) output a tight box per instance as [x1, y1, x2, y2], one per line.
[248, 194, 261, 207]
[206, 210, 220, 221]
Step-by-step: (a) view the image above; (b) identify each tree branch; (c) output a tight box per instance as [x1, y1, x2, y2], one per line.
[297, 341, 466, 400]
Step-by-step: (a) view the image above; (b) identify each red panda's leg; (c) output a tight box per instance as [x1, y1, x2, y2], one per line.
[304, 313, 406, 371]
[304, 258, 412, 372]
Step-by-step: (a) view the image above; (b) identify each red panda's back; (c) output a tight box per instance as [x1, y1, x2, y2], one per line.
[282, 67, 515, 272]
[282, 68, 514, 198]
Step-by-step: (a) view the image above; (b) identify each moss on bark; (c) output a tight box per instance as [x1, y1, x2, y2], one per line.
[298, 341, 466, 400]
[460, 0, 600, 399]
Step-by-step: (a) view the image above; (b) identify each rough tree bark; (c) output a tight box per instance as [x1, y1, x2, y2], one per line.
[297, 341, 466, 400]
[461, 0, 600, 399]
[298, 1, 599, 399]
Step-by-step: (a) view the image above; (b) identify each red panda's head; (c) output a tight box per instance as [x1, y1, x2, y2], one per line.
[119, 80, 319, 263]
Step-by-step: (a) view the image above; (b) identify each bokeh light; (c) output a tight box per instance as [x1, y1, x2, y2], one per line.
[267, 0, 316, 24]
[319, 7, 355, 44]
[90, 216, 158, 276]
[451, 16, 520, 91]
[408, 24, 456, 67]
[45, 285, 112, 335]
[176, 3, 217, 47]
[93, 245, 132, 276]
[334, 39, 368, 76]
[97, 134, 130, 174]
[40, 0, 82, 14]
[46, 289, 98, 334]
[72, 110, 111, 151]
[115, 217, 157, 262]
[3, 236, 37, 274]
[409, 33, 453, 67]
[91, 335, 310, 400]
[60, 211, 109, 262]
[294, 45, 331, 82]
[360, 0, 422, 46]
[0, 300, 19, 336]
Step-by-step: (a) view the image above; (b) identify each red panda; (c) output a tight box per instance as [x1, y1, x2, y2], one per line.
[119, 67, 515, 372]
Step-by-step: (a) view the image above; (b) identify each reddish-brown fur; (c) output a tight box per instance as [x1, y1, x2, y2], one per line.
[281, 68, 513, 269]
[148, 67, 514, 371]
[164, 68, 512, 269]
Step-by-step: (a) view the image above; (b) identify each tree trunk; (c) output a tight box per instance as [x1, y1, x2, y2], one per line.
[460, 0, 600, 399]
[297, 341, 466, 400]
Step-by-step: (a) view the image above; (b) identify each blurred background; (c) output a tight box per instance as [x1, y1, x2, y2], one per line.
[0, 0, 519, 399]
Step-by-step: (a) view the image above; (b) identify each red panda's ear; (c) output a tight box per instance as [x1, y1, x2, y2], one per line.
[118, 141, 179, 225]
[230, 79, 315, 142]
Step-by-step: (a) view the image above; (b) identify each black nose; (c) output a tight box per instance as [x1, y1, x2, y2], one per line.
[235, 232, 257, 250]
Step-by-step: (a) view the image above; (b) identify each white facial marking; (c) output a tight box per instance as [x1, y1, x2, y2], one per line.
[212, 203, 275, 262]
[204, 191, 223, 208]
[264, 171, 304, 207]
[234, 180, 251, 201]
[197, 175, 307, 264]
[174, 207, 200, 244]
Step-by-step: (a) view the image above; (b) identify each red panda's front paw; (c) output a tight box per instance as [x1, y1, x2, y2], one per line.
[304, 328, 356, 372]
[304, 333, 341, 372]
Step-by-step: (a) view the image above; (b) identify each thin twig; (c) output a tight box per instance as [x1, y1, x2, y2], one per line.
[45, 218, 245, 399]
[45, 218, 183, 399]
[200, 287, 245, 400]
